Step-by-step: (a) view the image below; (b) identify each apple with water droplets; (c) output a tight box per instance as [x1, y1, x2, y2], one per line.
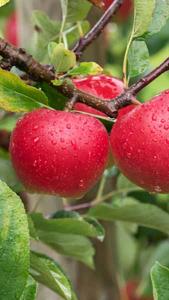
[73, 75, 124, 116]
[10, 108, 109, 198]
[110, 90, 169, 193]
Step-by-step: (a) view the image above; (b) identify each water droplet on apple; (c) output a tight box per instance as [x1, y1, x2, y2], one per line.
[127, 152, 131, 159]
[164, 124, 169, 130]
[33, 137, 39, 143]
[66, 123, 71, 129]
[33, 160, 37, 167]
[152, 114, 157, 121]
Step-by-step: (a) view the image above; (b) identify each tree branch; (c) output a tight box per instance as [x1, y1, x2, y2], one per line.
[111, 57, 169, 110]
[0, 58, 12, 71]
[73, 0, 124, 59]
[0, 39, 169, 117]
[130, 57, 169, 95]
[0, 38, 55, 82]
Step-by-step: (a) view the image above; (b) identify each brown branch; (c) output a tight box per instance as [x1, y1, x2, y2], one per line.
[0, 39, 169, 117]
[0, 38, 55, 82]
[111, 57, 169, 110]
[0, 58, 12, 71]
[130, 57, 169, 95]
[73, 0, 124, 59]
[64, 94, 79, 111]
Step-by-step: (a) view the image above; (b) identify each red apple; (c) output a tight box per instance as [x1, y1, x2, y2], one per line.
[121, 281, 153, 300]
[73, 75, 124, 116]
[110, 90, 169, 193]
[10, 108, 109, 198]
[4, 12, 19, 47]
[103, 0, 133, 20]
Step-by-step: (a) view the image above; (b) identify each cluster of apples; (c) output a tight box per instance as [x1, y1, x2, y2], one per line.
[10, 73, 169, 197]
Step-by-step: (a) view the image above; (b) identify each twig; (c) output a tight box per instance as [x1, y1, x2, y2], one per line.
[111, 57, 169, 108]
[64, 94, 79, 111]
[0, 58, 12, 70]
[0, 39, 169, 117]
[64, 186, 142, 211]
[129, 57, 169, 95]
[73, 0, 124, 59]
[0, 38, 55, 82]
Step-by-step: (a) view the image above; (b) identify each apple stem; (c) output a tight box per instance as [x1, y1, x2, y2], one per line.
[72, 0, 124, 59]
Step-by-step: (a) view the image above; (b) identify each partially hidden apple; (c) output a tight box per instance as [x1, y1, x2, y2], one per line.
[73, 74, 124, 116]
[10, 109, 109, 198]
[4, 11, 19, 46]
[110, 90, 169, 193]
[121, 281, 153, 300]
[103, 0, 133, 20]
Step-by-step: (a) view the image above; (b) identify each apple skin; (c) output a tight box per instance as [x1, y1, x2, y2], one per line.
[10, 108, 109, 198]
[73, 75, 124, 116]
[110, 90, 169, 193]
[5, 12, 18, 46]
[103, 0, 133, 20]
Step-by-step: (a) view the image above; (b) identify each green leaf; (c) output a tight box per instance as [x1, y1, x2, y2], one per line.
[139, 241, 169, 296]
[48, 42, 76, 73]
[66, 21, 90, 46]
[151, 262, 169, 300]
[123, 0, 155, 83]
[30, 251, 74, 300]
[0, 0, 9, 7]
[39, 82, 67, 110]
[60, 0, 91, 24]
[68, 62, 103, 76]
[133, 0, 155, 38]
[37, 230, 94, 268]
[117, 174, 140, 190]
[31, 11, 90, 64]
[20, 276, 37, 300]
[148, 0, 169, 35]
[0, 180, 30, 300]
[27, 215, 39, 241]
[30, 212, 104, 241]
[0, 113, 19, 132]
[88, 199, 169, 235]
[128, 40, 149, 78]
[32, 10, 60, 36]
[0, 69, 48, 112]
[0, 157, 23, 192]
